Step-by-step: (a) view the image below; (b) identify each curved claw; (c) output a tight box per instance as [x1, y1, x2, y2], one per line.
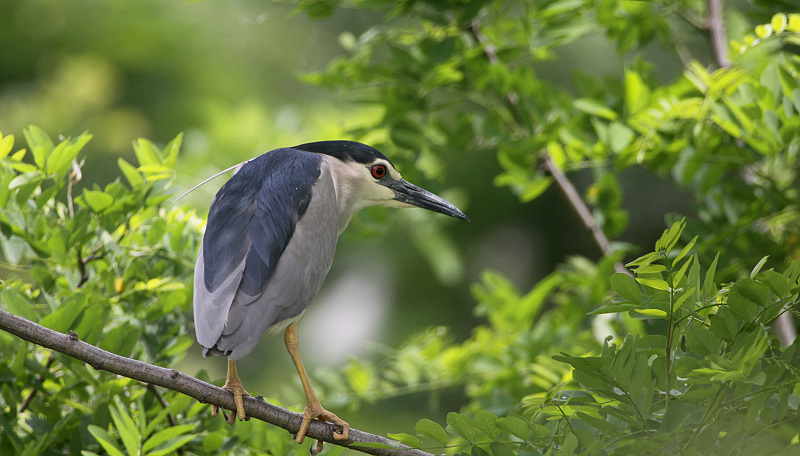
[212, 359, 250, 424]
[295, 404, 350, 444]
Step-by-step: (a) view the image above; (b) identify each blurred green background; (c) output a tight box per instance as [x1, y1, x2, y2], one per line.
[0, 0, 702, 438]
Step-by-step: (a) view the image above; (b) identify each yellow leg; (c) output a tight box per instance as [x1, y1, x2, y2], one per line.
[284, 322, 349, 448]
[211, 358, 250, 424]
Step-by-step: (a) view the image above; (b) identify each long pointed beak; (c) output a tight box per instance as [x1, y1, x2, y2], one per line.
[382, 179, 470, 221]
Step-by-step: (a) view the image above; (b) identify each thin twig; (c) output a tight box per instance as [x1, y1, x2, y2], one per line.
[18, 351, 55, 413]
[0, 310, 437, 456]
[706, 0, 730, 68]
[146, 383, 183, 455]
[77, 247, 103, 288]
[146, 383, 178, 427]
[67, 158, 84, 218]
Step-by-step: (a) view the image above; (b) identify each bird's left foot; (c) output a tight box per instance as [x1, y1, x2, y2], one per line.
[212, 377, 250, 425]
[294, 403, 349, 448]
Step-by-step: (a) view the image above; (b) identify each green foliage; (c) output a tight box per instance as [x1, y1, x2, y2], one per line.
[4, 2, 800, 456]
[333, 222, 800, 455]
[295, 3, 800, 455]
[0, 128, 316, 455]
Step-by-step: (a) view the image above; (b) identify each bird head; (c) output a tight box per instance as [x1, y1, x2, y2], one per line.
[294, 141, 470, 223]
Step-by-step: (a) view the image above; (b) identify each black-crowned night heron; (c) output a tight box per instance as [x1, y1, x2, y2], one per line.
[193, 141, 468, 449]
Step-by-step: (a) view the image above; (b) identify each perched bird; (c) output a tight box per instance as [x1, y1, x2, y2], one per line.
[193, 141, 468, 448]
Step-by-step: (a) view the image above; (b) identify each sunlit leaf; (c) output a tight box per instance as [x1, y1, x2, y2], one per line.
[496, 415, 530, 439]
[446, 412, 474, 442]
[87, 425, 125, 456]
[110, 402, 140, 456]
[82, 190, 114, 212]
[0, 133, 14, 160]
[574, 98, 618, 120]
[415, 419, 447, 446]
[611, 272, 641, 303]
[387, 433, 421, 449]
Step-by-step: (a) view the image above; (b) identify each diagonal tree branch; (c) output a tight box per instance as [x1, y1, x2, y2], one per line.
[0, 309, 436, 456]
[706, 0, 730, 68]
[469, 20, 629, 276]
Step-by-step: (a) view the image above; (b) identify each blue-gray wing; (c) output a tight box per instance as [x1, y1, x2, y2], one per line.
[193, 149, 321, 351]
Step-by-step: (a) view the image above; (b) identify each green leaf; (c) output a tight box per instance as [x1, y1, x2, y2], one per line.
[574, 98, 618, 120]
[415, 418, 447, 446]
[87, 425, 125, 456]
[710, 307, 739, 341]
[82, 190, 114, 212]
[672, 256, 693, 289]
[772, 13, 788, 33]
[1, 289, 38, 322]
[23, 125, 53, 169]
[489, 441, 516, 456]
[133, 138, 163, 167]
[636, 278, 670, 290]
[672, 236, 697, 267]
[727, 279, 769, 320]
[520, 176, 552, 202]
[627, 252, 658, 268]
[387, 433, 421, 449]
[557, 432, 579, 455]
[47, 132, 92, 179]
[750, 256, 769, 278]
[611, 272, 641, 303]
[110, 402, 141, 456]
[39, 293, 88, 332]
[576, 411, 618, 435]
[496, 415, 530, 440]
[672, 287, 695, 313]
[624, 70, 650, 114]
[758, 270, 789, 296]
[792, 88, 800, 114]
[446, 412, 474, 442]
[632, 308, 668, 318]
[139, 164, 173, 182]
[146, 219, 168, 246]
[118, 158, 144, 190]
[141, 424, 196, 455]
[0, 133, 14, 160]
[473, 410, 500, 439]
[202, 432, 224, 453]
[655, 219, 684, 254]
[685, 325, 722, 355]
[530, 423, 550, 439]
[608, 121, 634, 152]
[702, 253, 719, 301]
[99, 323, 142, 357]
[161, 133, 182, 170]
[9, 170, 45, 190]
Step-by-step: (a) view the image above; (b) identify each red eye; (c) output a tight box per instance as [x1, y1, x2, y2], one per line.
[370, 164, 387, 179]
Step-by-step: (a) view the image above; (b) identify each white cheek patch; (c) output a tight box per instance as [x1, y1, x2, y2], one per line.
[372, 182, 398, 202]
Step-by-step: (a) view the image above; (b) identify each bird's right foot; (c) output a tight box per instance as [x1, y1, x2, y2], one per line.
[212, 378, 250, 424]
[294, 402, 349, 443]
